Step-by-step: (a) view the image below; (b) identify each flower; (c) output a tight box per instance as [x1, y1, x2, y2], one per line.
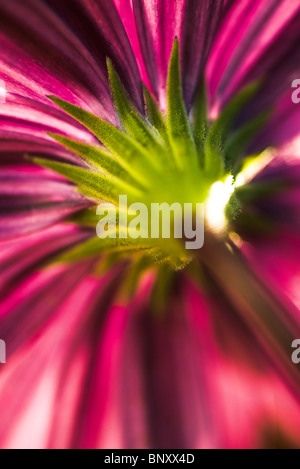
[1, 0, 300, 449]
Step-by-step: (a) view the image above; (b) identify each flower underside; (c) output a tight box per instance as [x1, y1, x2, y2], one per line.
[32, 39, 271, 274]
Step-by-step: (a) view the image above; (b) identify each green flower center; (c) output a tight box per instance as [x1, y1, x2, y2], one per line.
[33, 39, 269, 272]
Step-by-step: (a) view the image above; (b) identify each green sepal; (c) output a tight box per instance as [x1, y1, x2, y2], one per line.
[57, 235, 152, 263]
[119, 255, 152, 299]
[234, 180, 288, 203]
[166, 38, 198, 169]
[29, 156, 142, 204]
[47, 96, 160, 182]
[203, 81, 261, 180]
[192, 79, 208, 165]
[149, 265, 175, 316]
[68, 206, 101, 227]
[203, 144, 224, 181]
[205, 81, 261, 153]
[107, 59, 166, 168]
[223, 109, 270, 173]
[48, 132, 146, 190]
[231, 210, 276, 236]
[143, 84, 168, 142]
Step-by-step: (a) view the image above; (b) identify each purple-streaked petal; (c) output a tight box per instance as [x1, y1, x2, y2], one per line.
[0, 169, 91, 238]
[132, 0, 223, 108]
[0, 0, 114, 119]
[0, 268, 106, 448]
[252, 95, 300, 151]
[43, 0, 144, 112]
[121, 274, 218, 449]
[0, 260, 95, 356]
[112, 0, 153, 93]
[208, 0, 300, 100]
[0, 93, 100, 168]
[0, 223, 91, 298]
[179, 0, 223, 106]
[207, 0, 300, 124]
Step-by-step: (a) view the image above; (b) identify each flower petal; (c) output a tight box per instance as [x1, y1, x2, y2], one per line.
[132, 0, 223, 108]
[208, 0, 300, 116]
[0, 169, 90, 238]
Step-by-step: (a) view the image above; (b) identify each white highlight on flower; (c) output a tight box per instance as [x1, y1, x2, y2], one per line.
[205, 148, 274, 234]
[0, 80, 6, 103]
[205, 176, 235, 233]
[235, 173, 246, 187]
[240, 148, 274, 183]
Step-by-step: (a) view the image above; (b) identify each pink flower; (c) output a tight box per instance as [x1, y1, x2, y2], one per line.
[1, 0, 300, 449]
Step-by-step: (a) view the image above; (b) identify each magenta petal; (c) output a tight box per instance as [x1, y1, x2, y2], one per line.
[252, 94, 300, 150]
[1, 0, 300, 450]
[132, 0, 187, 106]
[0, 268, 103, 448]
[47, 266, 127, 449]
[0, 93, 99, 167]
[133, 0, 223, 108]
[208, 0, 300, 114]
[120, 276, 218, 449]
[0, 0, 142, 118]
[0, 0, 113, 120]
[43, 0, 144, 112]
[179, 0, 223, 106]
[112, 0, 153, 93]
[0, 224, 91, 300]
[0, 205, 85, 239]
[0, 260, 94, 356]
[0, 169, 90, 238]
